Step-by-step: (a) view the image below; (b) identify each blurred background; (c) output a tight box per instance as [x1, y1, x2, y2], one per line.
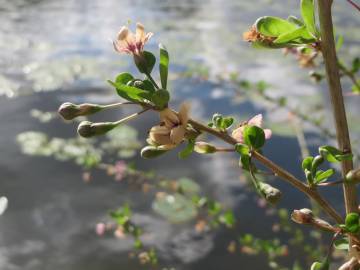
[0, 0, 359, 269]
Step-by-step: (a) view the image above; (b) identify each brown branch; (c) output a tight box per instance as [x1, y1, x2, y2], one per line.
[318, 0, 358, 215]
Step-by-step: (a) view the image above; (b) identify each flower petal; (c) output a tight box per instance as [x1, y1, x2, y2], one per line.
[136, 23, 145, 43]
[160, 108, 179, 128]
[232, 126, 245, 143]
[178, 102, 190, 126]
[248, 114, 263, 127]
[170, 126, 186, 144]
[264, 129, 272, 140]
[117, 26, 129, 41]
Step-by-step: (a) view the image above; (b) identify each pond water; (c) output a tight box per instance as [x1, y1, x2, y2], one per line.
[0, 0, 359, 269]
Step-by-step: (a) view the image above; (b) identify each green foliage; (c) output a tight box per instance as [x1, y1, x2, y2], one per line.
[243, 125, 266, 149]
[333, 238, 349, 251]
[159, 44, 169, 89]
[108, 79, 152, 103]
[235, 144, 251, 170]
[256, 16, 298, 37]
[318, 145, 353, 163]
[140, 145, 168, 159]
[300, 0, 317, 37]
[209, 113, 234, 131]
[135, 51, 156, 74]
[340, 213, 360, 233]
[153, 193, 197, 223]
[302, 154, 336, 186]
[310, 261, 329, 270]
[152, 89, 170, 109]
[115, 72, 134, 84]
[178, 139, 195, 159]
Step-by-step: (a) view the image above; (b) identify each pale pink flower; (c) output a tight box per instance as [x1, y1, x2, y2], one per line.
[232, 114, 272, 144]
[95, 222, 106, 236]
[113, 23, 153, 56]
[114, 161, 127, 181]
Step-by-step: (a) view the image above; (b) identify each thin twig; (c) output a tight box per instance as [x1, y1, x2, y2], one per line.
[347, 0, 360, 12]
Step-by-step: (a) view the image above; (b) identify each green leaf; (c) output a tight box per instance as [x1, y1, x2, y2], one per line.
[152, 193, 197, 223]
[235, 144, 251, 170]
[336, 35, 344, 51]
[141, 79, 156, 92]
[314, 169, 335, 184]
[152, 89, 170, 109]
[143, 51, 156, 74]
[178, 139, 195, 159]
[319, 145, 353, 163]
[108, 80, 152, 102]
[219, 211, 236, 228]
[302, 156, 314, 171]
[159, 44, 169, 89]
[115, 72, 134, 84]
[140, 146, 168, 159]
[310, 261, 329, 270]
[243, 125, 266, 149]
[352, 57, 360, 73]
[301, 0, 317, 37]
[287, 15, 304, 27]
[255, 16, 297, 37]
[177, 177, 200, 194]
[334, 238, 349, 250]
[274, 26, 314, 44]
[345, 212, 360, 233]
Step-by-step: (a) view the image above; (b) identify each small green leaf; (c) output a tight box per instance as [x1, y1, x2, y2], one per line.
[152, 193, 197, 223]
[301, 0, 317, 37]
[177, 177, 200, 194]
[345, 213, 360, 233]
[255, 16, 297, 37]
[141, 79, 156, 92]
[235, 144, 251, 170]
[302, 156, 314, 171]
[140, 146, 168, 159]
[219, 211, 236, 228]
[319, 145, 353, 163]
[115, 72, 134, 84]
[152, 89, 170, 109]
[314, 169, 335, 184]
[352, 57, 360, 73]
[334, 238, 349, 250]
[108, 80, 152, 102]
[178, 139, 195, 159]
[159, 44, 169, 89]
[243, 125, 266, 149]
[143, 51, 156, 74]
[310, 261, 329, 270]
[336, 35, 344, 51]
[274, 26, 314, 44]
[287, 15, 304, 27]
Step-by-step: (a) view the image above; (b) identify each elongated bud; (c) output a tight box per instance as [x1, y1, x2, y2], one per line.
[58, 102, 102, 120]
[346, 169, 360, 184]
[258, 182, 282, 204]
[194, 142, 217, 154]
[77, 121, 116, 138]
[291, 208, 314, 224]
[140, 146, 167, 159]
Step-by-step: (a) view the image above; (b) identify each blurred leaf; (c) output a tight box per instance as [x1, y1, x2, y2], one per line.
[344, 212, 360, 233]
[177, 177, 200, 194]
[310, 261, 329, 270]
[178, 139, 195, 159]
[334, 238, 349, 250]
[108, 80, 152, 102]
[159, 44, 169, 89]
[153, 193, 197, 223]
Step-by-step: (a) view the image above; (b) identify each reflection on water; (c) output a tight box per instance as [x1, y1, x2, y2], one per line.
[0, 0, 359, 269]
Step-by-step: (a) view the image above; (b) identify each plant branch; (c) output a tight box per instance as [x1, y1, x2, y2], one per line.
[318, 0, 358, 215]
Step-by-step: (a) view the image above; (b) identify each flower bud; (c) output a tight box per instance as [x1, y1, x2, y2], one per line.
[346, 169, 360, 184]
[58, 102, 102, 120]
[77, 121, 116, 138]
[140, 146, 167, 159]
[258, 182, 282, 204]
[291, 208, 314, 224]
[194, 142, 217, 154]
